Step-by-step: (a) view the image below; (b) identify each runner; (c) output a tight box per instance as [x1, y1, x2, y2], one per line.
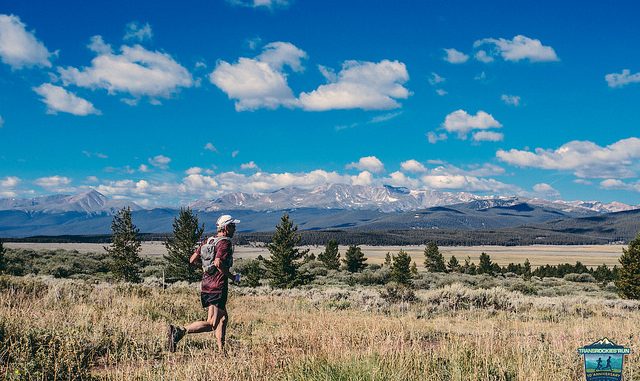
[167, 214, 240, 352]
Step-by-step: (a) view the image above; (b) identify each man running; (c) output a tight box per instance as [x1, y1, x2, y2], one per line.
[167, 214, 240, 352]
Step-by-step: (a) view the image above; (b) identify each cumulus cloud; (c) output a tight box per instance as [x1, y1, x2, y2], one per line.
[426, 131, 448, 144]
[138, 164, 150, 173]
[58, 40, 193, 101]
[442, 109, 502, 138]
[428, 72, 445, 85]
[148, 155, 171, 169]
[400, 159, 427, 173]
[87, 35, 111, 55]
[227, 0, 291, 9]
[34, 176, 71, 190]
[210, 41, 304, 111]
[384, 171, 421, 189]
[124, 22, 153, 42]
[472, 131, 504, 142]
[204, 142, 218, 153]
[346, 156, 385, 173]
[474, 35, 559, 62]
[496, 137, 640, 178]
[600, 179, 640, 192]
[0, 176, 20, 198]
[421, 173, 516, 193]
[33, 84, 100, 116]
[533, 183, 560, 197]
[501, 94, 521, 106]
[299, 60, 410, 111]
[443, 48, 469, 64]
[474, 50, 494, 63]
[0, 14, 53, 69]
[435, 89, 447, 96]
[240, 161, 259, 170]
[605, 69, 640, 88]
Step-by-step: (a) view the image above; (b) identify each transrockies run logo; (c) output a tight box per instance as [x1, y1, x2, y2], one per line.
[578, 338, 631, 381]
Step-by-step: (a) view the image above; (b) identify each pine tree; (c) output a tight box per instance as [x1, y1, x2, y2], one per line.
[0, 239, 5, 274]
[523, 258, 532, 280]
[317, 239, 341, 270]
[384, 252, 392, 267]
[410, 262, 418, 277]
[478, 252, 493, 274]
[390, 249, 412, 285]
[264, 213, 311, 288]
[447, 255, 460, 272]
[424, 242, 447, 272]
[343, 245, 367, 273]
[615, 232, 640, 299]
[163, 207, 204, 283]
[104, 207, 143, 283]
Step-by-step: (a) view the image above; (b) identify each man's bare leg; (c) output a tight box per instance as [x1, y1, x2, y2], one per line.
[184, 305, 216, 333]
[214, 309, 228, 352]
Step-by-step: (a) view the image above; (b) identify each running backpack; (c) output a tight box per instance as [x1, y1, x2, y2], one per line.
[200, 236, 232, 275]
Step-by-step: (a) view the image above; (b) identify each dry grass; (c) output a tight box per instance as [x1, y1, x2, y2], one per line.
[5, 242, 625, 268]
[1, 276, 639, 380]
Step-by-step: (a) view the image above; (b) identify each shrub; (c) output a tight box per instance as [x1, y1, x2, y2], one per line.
[563, 273, 597, 283]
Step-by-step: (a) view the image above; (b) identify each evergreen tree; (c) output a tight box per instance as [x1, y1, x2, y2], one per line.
[104, 207, 143, 283]
[593, 264, 613, 283]
[615, 232, 640, 299]
[317, 239, 341, 270]
[343, 245, 367, 273]
[424, 242, 447, 272]
[410, 262, 418, 277]
[264, 213, 311, 288]
[163, 207, 204, 283]
[390, 249, 412, 285]
[523, 258, 532, 280]
[478, 252, 493, 274]
[447, 255, 460, 272]
[384, 252, 392, 267]
[0, 239, 5, 274]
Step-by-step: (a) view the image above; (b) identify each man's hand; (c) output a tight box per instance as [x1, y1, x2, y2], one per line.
[213, 257, 221, 269]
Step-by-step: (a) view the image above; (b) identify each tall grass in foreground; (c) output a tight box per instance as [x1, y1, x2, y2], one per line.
[1, 276, 639, 380]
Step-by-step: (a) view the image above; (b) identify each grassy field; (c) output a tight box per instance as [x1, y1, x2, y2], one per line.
[4, 242, 626, 268]
[1, 273, 639, 380]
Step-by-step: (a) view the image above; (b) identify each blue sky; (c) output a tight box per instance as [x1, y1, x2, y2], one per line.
[1, 0, 639, 207]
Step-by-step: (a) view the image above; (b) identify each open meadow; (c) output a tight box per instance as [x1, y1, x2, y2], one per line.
[1, 274, 639, 380]
[4, 242, 626, 268]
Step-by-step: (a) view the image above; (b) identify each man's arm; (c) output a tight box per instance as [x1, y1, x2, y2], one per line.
[189, 246, 201, 264]
[213, 257, 235, 281]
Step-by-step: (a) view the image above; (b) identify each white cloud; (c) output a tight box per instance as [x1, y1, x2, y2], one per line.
[185, 167, 203, 175]
[82, 150, 108, 159]
[605, 69, 640, 88]
[228, 0, 291, 9]
[346, 156, 385, 173]
[474, 35, 559, 62]
[472, 131, 504, 142]
[87, 35, 111, 55]
[474, 50, 494, 63]
[240, 161, 260, 170]
[370, 111, 402, 124]
[435, 89, 447, 96]
[299, 60, 410, 111]
[351, 171, 373, 186]
[86, 176, 99, 183]
[443, 48, 469, 64]
[533, 183, 560, 197]
[497, 137, 640, 178]
[421, 174, 516, 193]
[138, 164, 150, 172]
[124, 22, 153, 42]
[400, 159, 427, 173]
[0, 115, 4, 128]
[426, 131, 448, 144]
[501, 94, 521, 106]
[0, 176, 20, 188]
[209, 41, 303, 111]
[34, 176, 71, 189]
[148, 155, 171, 169]
[474, 71, 487, 81]
[0, 14, 53, 69]
[428, 72, 445, 85]
[33, 84, 100, 116]
[442, 109, 502, 138]
[204, 142, 218, 153]
[600, 179, 640, 192]
[59, 41, 193, 101]
[231, 150, 240, 158]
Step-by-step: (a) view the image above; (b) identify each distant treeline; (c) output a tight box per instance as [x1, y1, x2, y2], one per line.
[4, 227, 623, 245]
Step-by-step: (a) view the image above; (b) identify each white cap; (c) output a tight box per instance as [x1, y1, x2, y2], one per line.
[216, 214, 240, 228]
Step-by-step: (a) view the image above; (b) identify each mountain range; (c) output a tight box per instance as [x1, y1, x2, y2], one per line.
[0, 186, 637, 239]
